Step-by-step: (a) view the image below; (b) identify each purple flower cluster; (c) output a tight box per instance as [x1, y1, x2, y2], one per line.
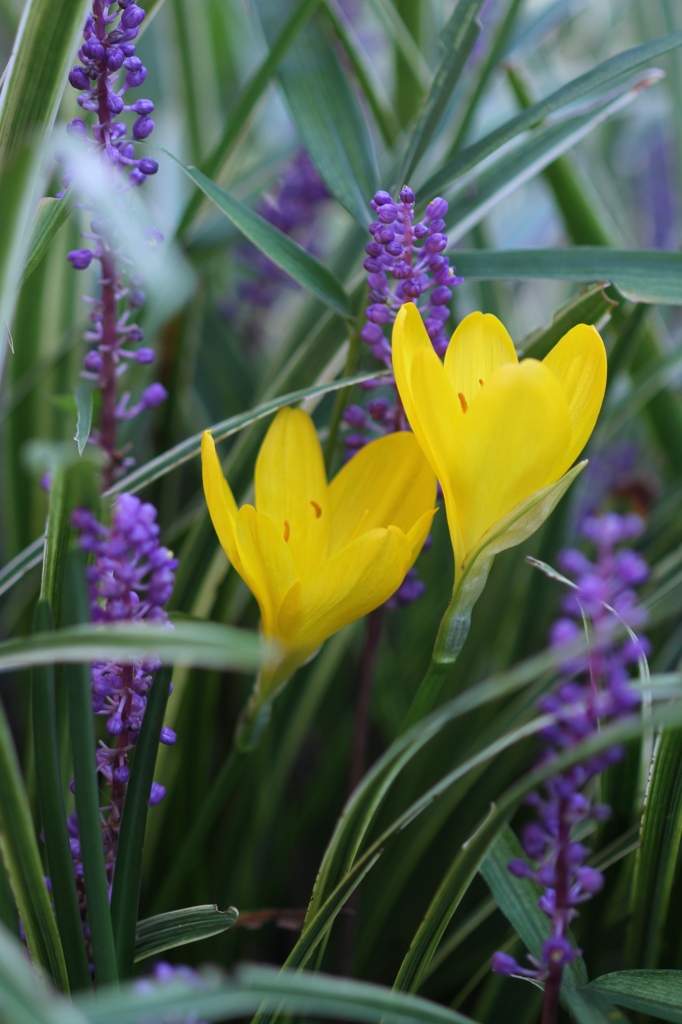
[71, 494, 177, 879]
[492, 513, 648, 989]
[361, 187, 462, 365]
[65, 1, 167, 487]
[67, 1, 157, 187]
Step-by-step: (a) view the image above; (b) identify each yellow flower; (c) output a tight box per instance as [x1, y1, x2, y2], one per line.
[202, 407, 436, 697]
[393, 303, 607, 576]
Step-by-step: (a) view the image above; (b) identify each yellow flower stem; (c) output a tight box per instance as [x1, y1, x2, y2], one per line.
[401, 555, 495, 732]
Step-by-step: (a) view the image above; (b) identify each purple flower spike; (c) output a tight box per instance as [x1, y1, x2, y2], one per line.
[71, 493, 177, 894]
[492, 512, 649, 995]
[65, 0, 166, 487]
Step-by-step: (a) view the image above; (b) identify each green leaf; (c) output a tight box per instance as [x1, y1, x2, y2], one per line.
[0, 0, 91, 158]
[74, 382, 95, 458]
[519, 284, 616, 360]
[0, 698, 68, 988]
[399, 0, 485, 183]
[420, 29, 682, 196]
[111, 671, 172, 979]
[169, 158, 350, 316]
[626, 730, 682, 967]
[0, 923, 85, 1024]
[0, 619, 266, 675]
[21, 192, 78, 284]
[452, 249, 682, 304]
[75, 962, 478, 1024]
[31, 601, 91, 992]
[390, 702, 682, 995]
[264, 13, 379, 224]
[65, 556, 118, 987]
[0, 0, 92, 375]
[446, 79, 653, 243]
[177, 0, 321, 234]
[587, 971, 682, 1022]
[134, 905, 239, 963]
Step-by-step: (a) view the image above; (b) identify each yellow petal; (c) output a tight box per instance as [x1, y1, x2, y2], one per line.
[408, 345, 466, 565]
[201, 431, 243, 573]
[392, 303, 447, 477]
[278, 526, 412, 655]
[406, 508, 437, 564]
[328, 431, 437, 553]
[235, 505, 298, 638]
[412, 357, 571, 561]
[255, 408, 330, 577]
[444, 311, 518, 409]
[542, 323, 607, 474]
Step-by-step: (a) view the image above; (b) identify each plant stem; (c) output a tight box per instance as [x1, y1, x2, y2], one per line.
[348, 608, 383, 793]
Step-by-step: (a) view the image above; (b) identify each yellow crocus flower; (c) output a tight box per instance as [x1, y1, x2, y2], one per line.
[202, 407, 436, 700]
[393, 303, 607, 577]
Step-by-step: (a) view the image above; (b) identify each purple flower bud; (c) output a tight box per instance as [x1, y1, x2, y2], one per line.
[344, 405, 367, 428]
[82, 38, 105, 61]
[106, 715, 124, 736]
[149, 782, 166, 806]
[132, 98, 155, 115]
[160, 727, 177, 745]
[121, 42, 136, 55]
[84, 350, 104, 373]
[377, 203, 398, 224]
[141, 383, 168, 408]
[576, 866, 604, 894]
[126, 66, 147, 88]
[132, 116, 154, 140]
[491, 953, 522, 977]
[425, 233, 447, 254]
[392, 261, 411, 280]
[108, 93, 124, 114]
[134, 347, 155, 364]
[69, 66, 91, 90]
[68, 248, 93, 270]
[542, 936, 579, 967]
[430, 285, 452, 305]
[113, 765, 130, 784]
[107, 47, 125, 71]
[360, 322, 384, 345]
[366, 303, 392, 324]
[363, 257, 382, 273]
[121, 4, 145, 28]
[426, 197, 448, 220]
[372, 190, 393, 206]
[403, 279, 422, 298]
[129, 288, 146, 308]
[375, 225, 395, 245]
[399, 185, 415, 204]
[129, 168, 147, 186]
[413, 222, 428, 239]
[67, 118, 88, 139]
[385, 240, 403, 258]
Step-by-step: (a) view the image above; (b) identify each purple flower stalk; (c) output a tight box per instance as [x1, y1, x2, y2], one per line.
[492, 513, 649, 1021]
[342, 186, 462, 606]
[71, 494, 178, 887]
[66, 1, 166, 488]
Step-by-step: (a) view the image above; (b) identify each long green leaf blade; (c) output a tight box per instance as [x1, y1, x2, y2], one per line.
[587, 971, 682, 1022]
[31, 600, 91, 992]
[399, 0, 485, 182]
[111, 670, 172, 978]
[134, 905, 239, 963]
[452, 248, 682, 304]
[170, 159, 350, 316]
[0, 699, 68, 988]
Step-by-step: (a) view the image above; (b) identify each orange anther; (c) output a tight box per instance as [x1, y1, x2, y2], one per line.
[283, 520, 290, 542]
[310, 500, 322, 518]
[458, 392, 468, 413]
